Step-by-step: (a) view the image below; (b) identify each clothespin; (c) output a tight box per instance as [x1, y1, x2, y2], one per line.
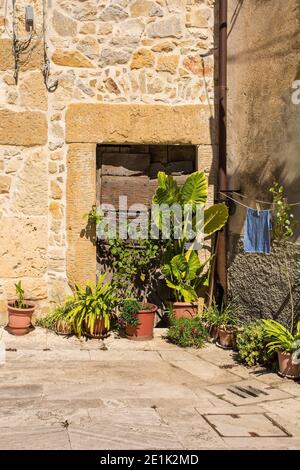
[256, 203, 261, 215]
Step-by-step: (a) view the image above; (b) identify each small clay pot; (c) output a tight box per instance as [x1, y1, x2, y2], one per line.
[83, 317, 109, 339]
[7, 301, 36, 336]
[125, 303, 157, 341]
[218, 326, 235, 349]
[278, 351, 300, 379]
[171, 302, 198, 320]
[55, 319, 73, 336]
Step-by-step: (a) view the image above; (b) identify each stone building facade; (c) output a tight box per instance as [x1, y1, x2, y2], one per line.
[0, 0, 217, 315]
[227, 0, 300, 327]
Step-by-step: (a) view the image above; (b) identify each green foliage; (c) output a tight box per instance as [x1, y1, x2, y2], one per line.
[263, 319, 300, 354]
[36, 302, 74, 331]
[83, 205, 103, 225]
[152, 171, 228, 302]
[167, 317, 208, 348]
[203, 302, 237, 328]
[236, 321, 271, 367]
[14, 281, 26, 309]
[107, 237, 160, 300]
[163, 251, 210, 303]
[118, 299, 141, 329]
[269, 181, 296, 241]
[66, 274, 118, 338]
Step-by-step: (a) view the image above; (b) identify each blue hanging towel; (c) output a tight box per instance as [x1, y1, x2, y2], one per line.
[244, 208, 272, 254]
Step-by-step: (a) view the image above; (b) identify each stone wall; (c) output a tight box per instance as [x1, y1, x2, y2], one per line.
[227, 0, 300, 324]
[0, 0, 216, 316]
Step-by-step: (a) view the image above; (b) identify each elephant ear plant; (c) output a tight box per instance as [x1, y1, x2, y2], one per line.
[152, 171, 229, 318]
[66, 273, 118, 338]
[263, 319, 300, 379]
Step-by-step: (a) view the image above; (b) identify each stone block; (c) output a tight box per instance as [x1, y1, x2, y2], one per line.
[0, 110, 47, 146]
[66, 104, 215, 145]
[0, 217, 48, 277]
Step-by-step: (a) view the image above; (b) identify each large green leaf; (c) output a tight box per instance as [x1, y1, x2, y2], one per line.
[204, 203, 229, 236]
[170, 254, 188, 280]
[186, 251, 201, 280]
[181, 172, 208, 206]
[152, 172, 180, 206]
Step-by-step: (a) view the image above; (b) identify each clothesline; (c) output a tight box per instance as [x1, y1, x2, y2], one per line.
[219, 191, 300, 211]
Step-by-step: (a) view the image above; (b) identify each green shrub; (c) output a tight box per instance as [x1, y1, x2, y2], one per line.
[36, 302, 74, 331]
[167, 317, 208, 348]
[236, 321, 270, 367]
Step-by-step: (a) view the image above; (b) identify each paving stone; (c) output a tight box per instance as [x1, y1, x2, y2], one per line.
[207, 379, 293, 406]
[260, 399, 300, 430]
[69, 423, 181, 450]
[222, 437, 300, 450]
[0, 384, 43, 400]
[89, 350, 161, 361]
[170, 358, 241, 385]
[159, 350, 200, 361]
[205, 413, 288, 437]
[6, 349, 91, 362]
[0, 426, 71, 450]
[157, 407, 227, 450]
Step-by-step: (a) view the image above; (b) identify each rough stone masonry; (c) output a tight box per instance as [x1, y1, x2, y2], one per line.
[0, 0, 217, 315]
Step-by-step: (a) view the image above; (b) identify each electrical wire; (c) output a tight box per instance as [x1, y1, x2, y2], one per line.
[42, 0, 58, 92]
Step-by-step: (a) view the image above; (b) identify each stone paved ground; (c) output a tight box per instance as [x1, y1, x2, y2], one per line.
[0, 327, 299, 450]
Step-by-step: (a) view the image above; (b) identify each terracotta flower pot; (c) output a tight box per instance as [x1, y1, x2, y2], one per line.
[210, 325, 219, 341]
[125, 303, 157, 341]
[83, 317, 108, 339]
[278, 351, 300, 379]
[55, 319, 73, 336]
[7, 301, 36, 336]
[218, 327, 235, 349]
[171, 302, 198, 320]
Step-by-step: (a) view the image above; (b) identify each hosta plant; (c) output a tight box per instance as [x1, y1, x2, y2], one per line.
[152, 171, 228, 302]
[66, 274, 118, 338]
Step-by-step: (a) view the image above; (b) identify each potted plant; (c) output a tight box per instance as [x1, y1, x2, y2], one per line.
[118, 299, 158, 341]
[7, 281, 36, 336]
[66, 274, 117, 339]
[263, 319, 300, 379]
[214, 304, 237, 349]
[153, 171, 228, 319]
[202, 302, 222, 341]
[36, 302, 74, 336]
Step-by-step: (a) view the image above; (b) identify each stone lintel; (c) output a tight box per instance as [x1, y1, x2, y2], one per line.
[66, 103, 215, 145]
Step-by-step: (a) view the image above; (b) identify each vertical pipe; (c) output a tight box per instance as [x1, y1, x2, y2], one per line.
[217, 0, 228, 299]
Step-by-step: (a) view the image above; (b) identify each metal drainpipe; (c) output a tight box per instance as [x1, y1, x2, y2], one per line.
[216, 0, 228, 300]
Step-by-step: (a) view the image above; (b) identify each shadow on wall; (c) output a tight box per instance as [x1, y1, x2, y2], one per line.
[227, 0, 300, 240]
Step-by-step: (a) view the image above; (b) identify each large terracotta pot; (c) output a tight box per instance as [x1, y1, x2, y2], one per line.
[7, 301, 36, 336]
[125, 303, 157, 341]
[218, 326, 235, 349]
[278, 351, 300, 379]
[171, 302, 198, 320]
[83, 317, 108, 339]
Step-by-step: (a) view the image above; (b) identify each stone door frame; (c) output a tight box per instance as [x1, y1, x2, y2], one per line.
[66, 103, 215, 287]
